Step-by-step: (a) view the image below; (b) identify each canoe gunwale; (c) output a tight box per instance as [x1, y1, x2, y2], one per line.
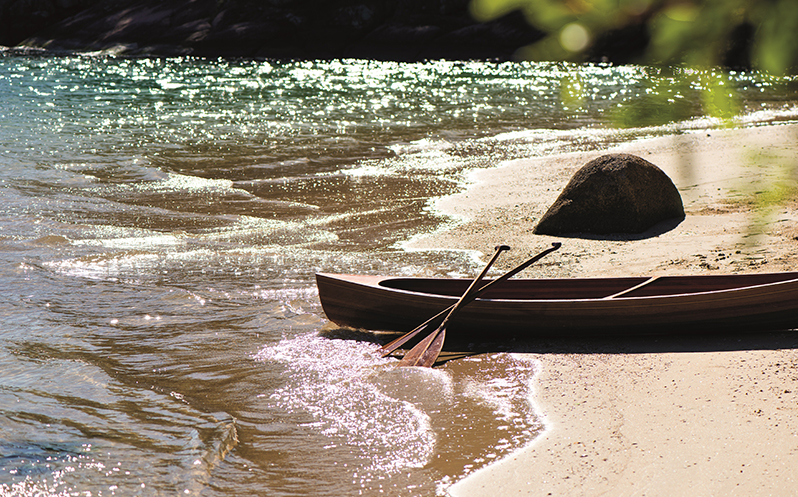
[336, 272, 798, 303]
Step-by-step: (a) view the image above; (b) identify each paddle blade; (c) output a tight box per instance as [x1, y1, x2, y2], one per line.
[398, 326, 441, 367]
[414, 327, 446, 368]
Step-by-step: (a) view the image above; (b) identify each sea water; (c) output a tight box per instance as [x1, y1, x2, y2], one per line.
[1, 54, 797, 496]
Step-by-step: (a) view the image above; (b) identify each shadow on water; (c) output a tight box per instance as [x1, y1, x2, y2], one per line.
[318, 327, 385, 344]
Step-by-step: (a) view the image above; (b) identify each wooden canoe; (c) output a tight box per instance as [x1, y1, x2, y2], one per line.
[315, 272, 798, 336]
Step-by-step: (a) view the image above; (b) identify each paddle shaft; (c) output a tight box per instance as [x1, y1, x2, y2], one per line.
[399, 245, 510, 367]
[402, 243, 561, 367]
[379, 242, 561, 357]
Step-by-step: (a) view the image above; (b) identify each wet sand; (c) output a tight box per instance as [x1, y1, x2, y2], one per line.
[407, 124, 798, 496]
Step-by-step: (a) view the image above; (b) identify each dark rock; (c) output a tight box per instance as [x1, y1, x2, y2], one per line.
[586, 22, 649, 64]
[0, 0, 760, 65]
[347, 23, 442, 60]
[3, 0, 546, 60]
[534, 153, 685, 235]
[0, 0, 99, 47]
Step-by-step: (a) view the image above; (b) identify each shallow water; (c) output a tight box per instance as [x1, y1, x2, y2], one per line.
[1, 54, 797, 496]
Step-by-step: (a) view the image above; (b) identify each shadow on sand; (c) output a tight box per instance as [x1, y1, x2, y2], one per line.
[546, 216, 684, 241]
[320, 327, 798, 366]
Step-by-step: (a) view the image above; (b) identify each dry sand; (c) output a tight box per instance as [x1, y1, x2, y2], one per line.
[407, 124, 798, 496]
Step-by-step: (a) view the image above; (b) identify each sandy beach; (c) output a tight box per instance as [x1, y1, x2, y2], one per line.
[407, 123, 798, 496]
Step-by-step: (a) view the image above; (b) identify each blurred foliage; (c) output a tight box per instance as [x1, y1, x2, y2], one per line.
[558, 72, 585, 111]
[745, 154, 798, 237]
[608, 68, 742, 127]
[470, 0, 798, 126]
[610, 70, 697, 127]
[470, 0, 798, 229]
[470, 0, 798, 75]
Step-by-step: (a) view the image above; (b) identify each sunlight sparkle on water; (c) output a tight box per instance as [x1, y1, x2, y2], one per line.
[254, 334, 547, 494]
[255, 335, 436, 475]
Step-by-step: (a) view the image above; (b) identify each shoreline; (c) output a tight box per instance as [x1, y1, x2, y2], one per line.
[409, 123, 798, 496]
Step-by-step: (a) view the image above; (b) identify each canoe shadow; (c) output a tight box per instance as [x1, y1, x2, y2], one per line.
[437, 329, 798, 358]
[320, 327, 798, 365]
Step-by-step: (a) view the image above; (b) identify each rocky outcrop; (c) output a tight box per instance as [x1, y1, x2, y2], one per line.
[534, 154, 685, 236]
[1, 0, 545, 60]
[0, 0, 95, 49]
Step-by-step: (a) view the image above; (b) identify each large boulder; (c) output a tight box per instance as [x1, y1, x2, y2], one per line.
[534, 153, 684, 235]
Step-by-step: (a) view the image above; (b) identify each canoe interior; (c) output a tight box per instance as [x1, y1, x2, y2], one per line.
[377, 272, 798, 300]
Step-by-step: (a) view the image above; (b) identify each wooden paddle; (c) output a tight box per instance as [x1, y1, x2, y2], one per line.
[398, 244, 511, 367]
[379, 242, 562, 359]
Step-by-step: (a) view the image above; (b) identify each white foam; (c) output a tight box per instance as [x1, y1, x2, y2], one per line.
[446, 355, 550, 497]
[387, 138, 455, 155]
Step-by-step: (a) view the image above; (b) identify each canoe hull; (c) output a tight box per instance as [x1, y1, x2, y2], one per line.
[315, 272, 798, 336]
